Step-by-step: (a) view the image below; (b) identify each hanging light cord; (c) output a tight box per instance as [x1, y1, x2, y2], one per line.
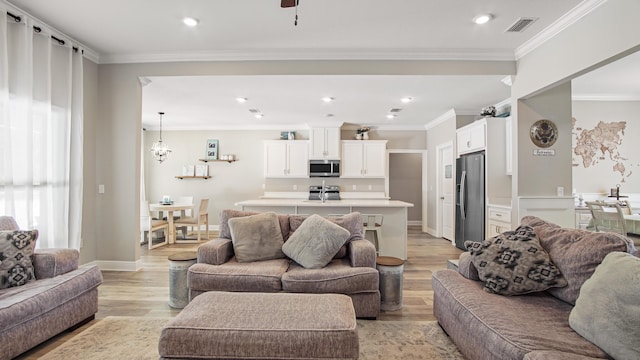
[158, 112, 164, 141]
[295, 0, 299, 26]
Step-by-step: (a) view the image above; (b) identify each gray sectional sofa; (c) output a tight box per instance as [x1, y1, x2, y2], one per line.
[188, 210, 380, 318]
[0, 216, 103, 359]
[433, 216, 638, 360]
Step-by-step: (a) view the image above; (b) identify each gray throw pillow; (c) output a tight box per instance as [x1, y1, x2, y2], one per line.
[569, 252, 640, 360]
[0, 230, 38, 289]
[465, 225, 567, 296]
[282, 214, 350, 269]
[228, 212, 285, 263]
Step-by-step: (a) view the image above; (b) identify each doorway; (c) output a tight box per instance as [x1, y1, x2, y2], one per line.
[386, 150, 427, 227]
[436, 142, 454, 242]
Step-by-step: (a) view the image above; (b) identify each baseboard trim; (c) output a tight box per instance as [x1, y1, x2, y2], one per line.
[407, 220, 422, 226]
[426, 227, 438, 237]
[83, 259, 143, 272]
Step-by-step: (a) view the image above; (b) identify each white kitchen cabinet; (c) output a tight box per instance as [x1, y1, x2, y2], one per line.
[264, 140, 309, 178]
[487, 205, 512, 238]
[341, 140, 387, 178]
[309, 127, 341, 160]
[505, 116, 513, 175]
[456, 121, 486, 155]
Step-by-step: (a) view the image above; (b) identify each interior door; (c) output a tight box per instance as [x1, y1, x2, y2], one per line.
[440, 145, 454, 240]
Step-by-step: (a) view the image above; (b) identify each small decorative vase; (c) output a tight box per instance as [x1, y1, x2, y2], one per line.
[355, 133, 363, 140]
[362, 132, 369, 140]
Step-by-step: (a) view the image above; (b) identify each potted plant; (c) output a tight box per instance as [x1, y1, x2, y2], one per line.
[357, 126, 370, 140]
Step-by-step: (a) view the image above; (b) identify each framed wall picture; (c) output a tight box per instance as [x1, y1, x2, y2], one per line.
[206, 139, 219, 160]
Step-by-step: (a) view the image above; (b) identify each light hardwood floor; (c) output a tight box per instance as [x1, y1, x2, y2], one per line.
[18, 226, 462, 358]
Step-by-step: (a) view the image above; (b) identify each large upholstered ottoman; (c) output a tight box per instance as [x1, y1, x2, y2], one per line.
[158, 291, 359, 359]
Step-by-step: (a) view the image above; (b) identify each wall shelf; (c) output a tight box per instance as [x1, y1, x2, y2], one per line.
[175, 175, 211, 179]
[199, 159, 237, 163]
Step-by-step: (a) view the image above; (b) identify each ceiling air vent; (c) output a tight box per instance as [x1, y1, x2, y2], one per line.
[248, 109, 260, 113]
[389, 108, 402, 113]
[505, 17, 538, 33]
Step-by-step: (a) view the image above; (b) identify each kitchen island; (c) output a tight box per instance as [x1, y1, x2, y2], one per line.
[235, 199, 414, 260]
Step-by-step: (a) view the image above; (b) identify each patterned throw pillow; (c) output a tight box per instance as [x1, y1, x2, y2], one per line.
[0, 230, 38, 289]
[464, 225, 567, 296]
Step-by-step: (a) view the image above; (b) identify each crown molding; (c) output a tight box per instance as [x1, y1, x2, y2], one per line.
[424, 109, 457, 130]
[494, 98, 512, 109]
[515, 0, 607, 60]
[99, 48, 515, 65]
[572, 94, 640, 102]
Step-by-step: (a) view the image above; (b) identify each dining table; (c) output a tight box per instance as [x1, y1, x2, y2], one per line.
[149, 202, 195, 244]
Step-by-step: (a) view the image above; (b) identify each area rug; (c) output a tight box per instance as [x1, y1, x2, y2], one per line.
[39, 316, 464, 360]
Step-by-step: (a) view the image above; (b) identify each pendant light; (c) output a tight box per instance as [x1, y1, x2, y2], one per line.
[150, 112, 171, 163]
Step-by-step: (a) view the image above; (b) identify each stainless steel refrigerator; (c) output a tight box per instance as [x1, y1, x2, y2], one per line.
[455, 151, 485, 250]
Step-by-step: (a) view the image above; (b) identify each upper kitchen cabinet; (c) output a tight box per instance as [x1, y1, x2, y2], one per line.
[456, 120, 486, 155]
[341, 140, 387, 178]
[264, 140, 309, 178]
[309, 127, 341, 160]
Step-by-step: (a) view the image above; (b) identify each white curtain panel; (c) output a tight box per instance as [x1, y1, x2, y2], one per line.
[0, 11, 84, 249]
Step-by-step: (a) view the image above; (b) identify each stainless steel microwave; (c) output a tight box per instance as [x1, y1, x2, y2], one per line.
[309, 160, 340, 177]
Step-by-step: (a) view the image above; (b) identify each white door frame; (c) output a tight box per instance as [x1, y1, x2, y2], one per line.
[435, 141, 454, 239]
[385, 149, 428, 228]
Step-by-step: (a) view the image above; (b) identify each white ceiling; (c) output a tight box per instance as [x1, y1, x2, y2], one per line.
[6, 0, 637, 130]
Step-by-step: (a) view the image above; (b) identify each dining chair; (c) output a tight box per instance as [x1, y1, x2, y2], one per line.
[586, 201, 627, 235]
[173, 198, 209, 242]
[173, 196, 194, 239]
[140, 200, 169, 249]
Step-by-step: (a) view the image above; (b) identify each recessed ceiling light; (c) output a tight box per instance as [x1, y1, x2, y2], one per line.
[322, 97, 334, 103]
[183, 17, 199, 27]
[386, 114, 396, 119]
[401, 97, 413, 103]
[473, 14, 493, 25]
[254, 113, 264, 119]
[236, 97, 248, 103]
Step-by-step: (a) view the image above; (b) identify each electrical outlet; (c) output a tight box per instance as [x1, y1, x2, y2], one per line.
[368, 185, 372, 190]
[557, 186, 564, 197]
[352, 185, 357, 191]
[262, 183, 265, 190]
[98, 184, 105, 194]
[293, 185, 297, 191]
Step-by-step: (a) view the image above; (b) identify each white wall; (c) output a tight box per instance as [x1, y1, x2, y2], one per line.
[572, 100, 640, 195]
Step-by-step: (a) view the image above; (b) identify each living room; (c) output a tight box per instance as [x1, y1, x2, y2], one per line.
[1, 0, 640, 359]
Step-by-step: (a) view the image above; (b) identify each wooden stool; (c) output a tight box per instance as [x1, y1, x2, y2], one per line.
[168, 251, 197, 309]
[376, 256, 405, 311]
[362, 214, 383, 254]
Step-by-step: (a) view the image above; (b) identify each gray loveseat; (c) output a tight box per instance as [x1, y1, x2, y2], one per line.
[432, 216, 638, 360]
[0, 216, 103, 359]
[188, 210, 380, 318]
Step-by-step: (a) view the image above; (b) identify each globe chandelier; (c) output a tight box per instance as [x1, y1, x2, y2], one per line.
[150, 112, 171, 163]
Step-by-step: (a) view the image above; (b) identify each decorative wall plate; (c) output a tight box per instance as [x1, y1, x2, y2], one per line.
[530, 119, 558, 148]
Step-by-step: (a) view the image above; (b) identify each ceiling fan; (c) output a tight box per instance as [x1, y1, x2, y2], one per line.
[281, 0, 301, 26]
[280, 0, 299, 8]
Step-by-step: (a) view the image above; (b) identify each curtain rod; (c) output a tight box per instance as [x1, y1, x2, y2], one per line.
[6, 11, 81, 53]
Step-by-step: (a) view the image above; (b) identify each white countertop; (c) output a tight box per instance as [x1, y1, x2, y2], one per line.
[235, 199, 414, 208]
